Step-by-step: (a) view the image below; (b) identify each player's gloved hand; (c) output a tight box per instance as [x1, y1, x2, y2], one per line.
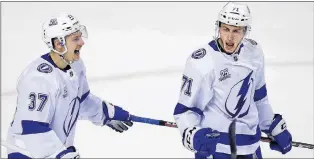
[55, 146, 80, 159]
[264, 114, 292, 154]
[182, 126, 220, 157]
[106, 120, 133, 133]
[102, 101, 131, 122]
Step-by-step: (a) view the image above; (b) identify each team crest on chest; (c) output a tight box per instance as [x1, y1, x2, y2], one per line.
[225, 71, 254, 118]
[219, 68, 231, 81]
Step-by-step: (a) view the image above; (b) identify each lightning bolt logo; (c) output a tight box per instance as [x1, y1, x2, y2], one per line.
[225, 71, 253, 118]
[63, 97, 80, 137]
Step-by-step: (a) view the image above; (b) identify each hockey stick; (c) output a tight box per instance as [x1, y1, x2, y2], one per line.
[130, 115, 314, 150]
[228, 120, 237, 159]
[260, 137, 314, 150]
[130, 115, 177, 128]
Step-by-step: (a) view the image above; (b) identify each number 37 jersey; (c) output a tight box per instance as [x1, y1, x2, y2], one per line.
[7, 53, 106, 158]
[174, 39, 275, 155]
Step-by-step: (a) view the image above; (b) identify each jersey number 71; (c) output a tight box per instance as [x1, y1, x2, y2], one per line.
[181, 75, 193, 96]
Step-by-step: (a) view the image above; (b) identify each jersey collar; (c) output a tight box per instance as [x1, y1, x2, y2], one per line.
[41, 53, 71, 72]
[208, 39, 244, 55]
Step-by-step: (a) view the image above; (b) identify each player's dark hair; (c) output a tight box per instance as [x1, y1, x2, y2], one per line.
[218, 21, 222, 27]
[51, 38, 57, 49]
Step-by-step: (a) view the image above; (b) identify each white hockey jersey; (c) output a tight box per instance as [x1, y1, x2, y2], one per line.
[7, 53, 109, 158]
[174, 39, 275, 155]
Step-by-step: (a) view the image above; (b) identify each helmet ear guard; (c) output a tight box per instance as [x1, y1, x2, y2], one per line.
[51, 36, 67, 55]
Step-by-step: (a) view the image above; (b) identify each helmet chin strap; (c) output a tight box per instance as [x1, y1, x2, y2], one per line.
[59, 53, 74, 65]
[52, 45, 74, 65]
[50, 36, 76, 65]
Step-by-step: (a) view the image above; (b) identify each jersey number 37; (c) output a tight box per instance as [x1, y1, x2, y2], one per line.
[28, 92, 49, 111]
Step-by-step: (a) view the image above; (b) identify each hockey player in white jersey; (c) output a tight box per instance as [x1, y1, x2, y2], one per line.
[6, 13, 134, 158]
[173, 2, 292, 159]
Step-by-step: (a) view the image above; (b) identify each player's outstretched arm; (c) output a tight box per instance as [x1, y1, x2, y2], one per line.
[78, 91, 133, 133]
[76, 59, 133, 133]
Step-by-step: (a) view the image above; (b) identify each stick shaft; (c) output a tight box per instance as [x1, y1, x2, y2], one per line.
[131, 115, 314, 150]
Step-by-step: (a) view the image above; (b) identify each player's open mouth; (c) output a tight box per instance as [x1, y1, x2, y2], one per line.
[226, 42, 234, 47]
[74, 50, 80, 54]
[74, 50, 80, 60]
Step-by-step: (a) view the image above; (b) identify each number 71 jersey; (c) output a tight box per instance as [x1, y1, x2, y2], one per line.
[174, 39, 274, 155]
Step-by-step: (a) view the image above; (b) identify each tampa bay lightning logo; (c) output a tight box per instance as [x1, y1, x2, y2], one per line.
[37, 63, 52, 73]
[63, 97, 80, 137]
[191, 48, 206, 59]
[225, 71, 254, 118]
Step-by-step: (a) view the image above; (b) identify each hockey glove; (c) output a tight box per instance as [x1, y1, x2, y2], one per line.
[54, 146, 80, 159]
[264, 114, 292, 154]
[102, 101, 131, 122]
[182, 126, 220, 157]
[106, 120, 133, 133]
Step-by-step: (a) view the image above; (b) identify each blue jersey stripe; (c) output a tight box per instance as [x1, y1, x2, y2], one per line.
[80, 90, 90, 103]
[102, 102, 110, 124]
[21, 120, 51, 135]
[254, 84, 267, 102]
[8, 152, 31, 159]
[173, 103, 204, 116]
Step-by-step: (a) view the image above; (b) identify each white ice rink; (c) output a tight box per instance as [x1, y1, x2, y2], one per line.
[1, 2, 313, 158]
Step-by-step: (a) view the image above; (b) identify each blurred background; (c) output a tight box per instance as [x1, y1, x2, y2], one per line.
[1, 2, 313, 158]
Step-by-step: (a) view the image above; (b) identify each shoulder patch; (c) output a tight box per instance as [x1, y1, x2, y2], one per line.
[191, 48, 206, 59]
[37, 63, 53, 73]
[246, 38, 258, 45]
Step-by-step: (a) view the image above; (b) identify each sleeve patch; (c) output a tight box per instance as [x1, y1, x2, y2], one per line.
[191, 48, 206, 59]
[246, 38, 258, 45]
[37, 63, 53, 73]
